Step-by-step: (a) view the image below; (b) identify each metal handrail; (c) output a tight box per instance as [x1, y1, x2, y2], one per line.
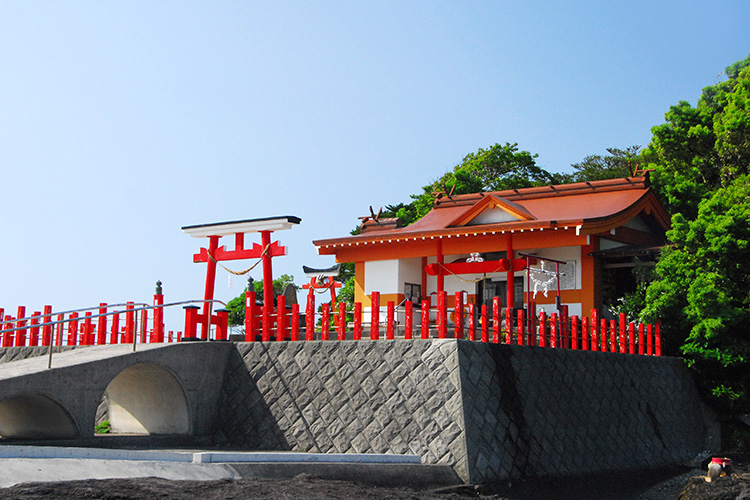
[0, 299, 227, 369]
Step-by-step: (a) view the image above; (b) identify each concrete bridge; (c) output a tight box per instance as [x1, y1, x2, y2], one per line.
[0, 340, 716, 484]
[0, 343, 232, 440]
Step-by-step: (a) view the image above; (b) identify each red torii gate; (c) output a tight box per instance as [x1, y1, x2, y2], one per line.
[182, 216, 300, 339]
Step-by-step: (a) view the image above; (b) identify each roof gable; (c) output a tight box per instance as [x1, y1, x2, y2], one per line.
[448, 194, 536, 227]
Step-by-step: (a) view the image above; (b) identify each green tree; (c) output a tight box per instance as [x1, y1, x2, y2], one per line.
[643, 176, 750, 412]
[227, 274, 297, 327]
[569, 146, 641, 182]
[643, 54, 750, 219]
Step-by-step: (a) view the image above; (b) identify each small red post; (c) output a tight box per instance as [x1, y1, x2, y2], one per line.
[517, 309, 524, 345]
[561, 305, 569, 348]
[609, 319, 616, 353]
[492, 297, 500, 344]
[276, 295, 286, 342]
[590, 309, 598, 351]
[386, 301, 395, 340]
[647, 323, 653, 355]
[454, 292, 463, 340]
[337, 301, 346, 341]
[245, 291, 256, 342]
[98, 303, 108, 345]
[125, 302, 135, 343]
[110, 310, 120, 344]
[571, 315, 579, 350]
[42, 305, 53, 346]
[599, 318, 612, 352]
[528, 303, 536, 346]
[618, 313, 626, 353]
[184, 305, 199, 339]
[370, 291, 380, 340]
[215, 309, 229, 340]
[291, 304, 300, 341]
[404, 300, 413, 339]
[538, 310, 546, 348]
[437, 291, 447, 339]
[467, 304, 476, 341]
[481, 304, 488, 343]
[262, 298, 271, 342]
[2, 315, 13, 347]
[421, 299, 430, 339]
[83, 312, 94, 345]
[15, 306, 26, 347]
[655, 320, 662, 356]
[638, 323, 645, 355]
[353, 302, 362, 340]
[550, 313, 557, 348]
[0, 309, 4, 346]
[505, 306, 512, 344]
[29, 312, 40, 346]
[582, 316, 589, 351]
[168, 331, 173, 342]
[628, 322, 635, 354]
[305, 291, 315, 341]
[68, 312, 79, 345]
[321, 303, 330, 340]
[55, 314, 64, 346]
[140, 309, 148, 343]
[153, 284, 164, 343]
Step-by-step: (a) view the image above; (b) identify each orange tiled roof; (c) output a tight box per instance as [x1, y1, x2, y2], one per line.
[313, 177, 669, 249]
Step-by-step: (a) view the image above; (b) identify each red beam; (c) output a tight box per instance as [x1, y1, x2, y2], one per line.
[425, 258, 526, 276]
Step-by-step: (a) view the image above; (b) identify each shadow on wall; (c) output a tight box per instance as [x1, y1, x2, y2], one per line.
[0, 393, 78, 439]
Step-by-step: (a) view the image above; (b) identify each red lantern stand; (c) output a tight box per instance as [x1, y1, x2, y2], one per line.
[182, 216, 300, 340]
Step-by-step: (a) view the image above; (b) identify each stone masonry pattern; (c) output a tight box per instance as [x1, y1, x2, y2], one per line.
[214, 340, 472, 480]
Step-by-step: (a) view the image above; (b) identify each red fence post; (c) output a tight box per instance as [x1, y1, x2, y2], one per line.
[386, 301, 395, 340]
[529, 303, 537, 346]
[601, 318, 608, 352]
[353, 302, 362, 340]
[619, 313, 626, 353]
[29, 312, 40, 346]
[492, 297, 500, 344]
[3, 315, 13, 347]
[0, 308, 4, 346]
[467, 304, 476, 341]
[125, 302, 135, 343]
[215, 309, 229, 340]
[505, 306, 512, 344]
[276, 295, 286, 342]
[560, 305, 569, 348]
[97, 303, 109, 345]
[454, 292, 463, 340]
[481, 305, 488, 343]
[83, 312, 94, 345]
[404, 300, 413, 340]
[421, 299, 430, 339]
[549, 313, 560, 348]
[153, 285, 164, 343]
[183, 305, 199, 339]
[42, 305, 53, 347]
[590, 309, 598, 351]
[647, 323, 653, 355]
[571, 315, 579, 350]
[55, 314, 64, 346]
[321, 303, 330, 341]
[140, 309, 148, 343]
[15, 306, 26, 347]
[655, 320, 662, 356]
[609, 319, 616, 353]
[337, 301, 346, 341]
[638, 323, 645, 355]
[628, 322, 635, 354]
[370, 292, 380, 340]
[68, 312, 79, 345]
[517, 309, 524, 345]
[305, 291, 315, 341]
[538, 310, 546, 348]
[582, 316, 589, 351]
[291, 304, 300, 341]
[436, 291, 446, 339]
[110, 310, 120, 344]
[245, 291, 256, 342]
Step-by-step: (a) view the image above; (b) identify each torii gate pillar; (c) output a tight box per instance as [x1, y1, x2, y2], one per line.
[182, 216, 301, 339]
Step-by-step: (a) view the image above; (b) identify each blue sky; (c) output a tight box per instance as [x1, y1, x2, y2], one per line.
[1, 1, 748, 330]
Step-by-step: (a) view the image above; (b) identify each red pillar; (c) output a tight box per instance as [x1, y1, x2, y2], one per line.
[628, 322, 635, 354]
[15, 306, 26, 347]
[29, 312, 40, 346]
[215, 309, 229, 340]
[467, 304, 475, 341]
[481, 305, 488, 343]
[305, 290, 315, 341]
[110, 310, 120, 344]
[201, 235, 220, 339]
[655, 320, 662, 356]
[437, 291, 447, 339]
[505, 306, 512, 344]
[550, 313, 557, 348]
[353, 302, 362, 340]
[276, 295, 286, 341]
[42, 305, 53, 347]
[517, 309, 524, 345]
[291, 304, 300, 341]
[321, 303, 330, 341]
[538, 310, 546, 348]
[590, 310, 598, 351]
[386, 301, 395, 340]
[83, 312, 94, 345]
[436, 239, 444, 295]
[571, 316, 579, 350]
[404, 301, 413, 340]
[68, 313, 79, 345]
[260, 230, 274, 340]
[506, 235, 515, 310]
[337, 302, 346, 341]
[184, 305, 199, 339]
[582, 316, 589, 351]
[153, 284, 164, 343]
[125, 302, 135, 343]
[55, 315, 64, 346]
[454, 291, 463, 340]
[492, 297, 500, 344]
[420, 299, 430, 339]
[370, 291, 380, 340]
[619, 314, 626, 353]
[647, 323, 653, 355]
[638, 323, 645, 355]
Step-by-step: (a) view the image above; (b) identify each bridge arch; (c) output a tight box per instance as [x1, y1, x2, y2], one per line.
[103, 362, 190, 435]
[0, 393, 78, 439]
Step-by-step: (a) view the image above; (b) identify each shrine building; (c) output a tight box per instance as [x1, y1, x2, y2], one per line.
[313, 176, 670, 318]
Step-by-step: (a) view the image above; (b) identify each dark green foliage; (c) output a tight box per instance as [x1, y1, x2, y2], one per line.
[569, 146, 641, 182]
[227, 274, 297, 326]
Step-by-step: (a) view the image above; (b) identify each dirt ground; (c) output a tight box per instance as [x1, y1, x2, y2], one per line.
[0, 455, 745, 500]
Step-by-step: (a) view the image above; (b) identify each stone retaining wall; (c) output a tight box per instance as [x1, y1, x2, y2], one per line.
[213, 339, 709, 484]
